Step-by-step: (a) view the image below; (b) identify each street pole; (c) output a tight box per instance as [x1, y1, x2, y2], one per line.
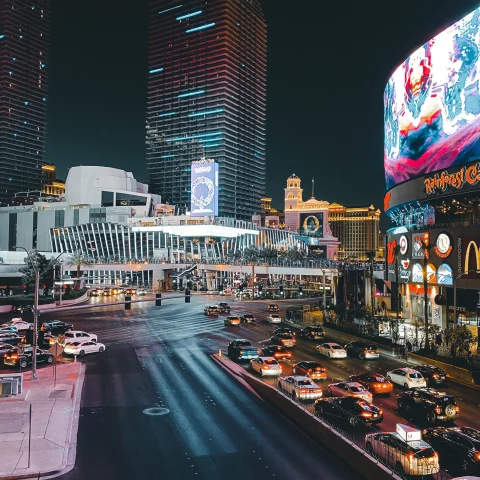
[453, 276, 457, 328]
[32, 270, 39, 380]
[59, 263, 63, 305]
[322, 269, 326, 318]
[422, 244, 429, 351]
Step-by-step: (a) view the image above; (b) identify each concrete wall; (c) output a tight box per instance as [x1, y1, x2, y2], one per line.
[37, 210, 55, 251]
[16, 211, 33, 251]
[0, 213, 9, 251]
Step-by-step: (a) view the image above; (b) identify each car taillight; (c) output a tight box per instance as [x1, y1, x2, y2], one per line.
[378, 409, 383, 414]
[435, 406, 442, 414]
[319, 368, 326, 373]
[432, 373, 439, 378]
[375, 350, 379, 354]
[11, 354, 18, 359]
[474, 452, 480, 461]
[239, 350, 243, 355]
[263, 365, 269, 370]
[281, 339, 286, 344]
[456, 406, 460, 412]
[361, 412, 372, 418]
[257, 349, 261, 355]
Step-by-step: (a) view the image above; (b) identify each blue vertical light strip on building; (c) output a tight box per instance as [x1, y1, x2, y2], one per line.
[178, 89, 205, 98]
[159, 112, 177, 117]
[159, 5, 182, 15]
[149, 68, 164, 74]
[0, 35, 5, 40]
[161, 155, 175, 158]
[186, 23, 215, 33]
[188, 108, 223, 117]
[176, 11, 202, 20]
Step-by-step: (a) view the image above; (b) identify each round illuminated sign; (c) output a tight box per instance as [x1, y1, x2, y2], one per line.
[191, 176, 215, 209]
[399, 235, 408, 255]
[434, 233, 452, 258]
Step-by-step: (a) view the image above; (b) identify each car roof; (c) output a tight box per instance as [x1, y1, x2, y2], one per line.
[416, 388, 452, 398]
[258, 356, 278, 361]
[344, 381, 364, 387]
[291, 375, 311, 381]
[325, 343, 342, 347]
[394, 367, 420, 373]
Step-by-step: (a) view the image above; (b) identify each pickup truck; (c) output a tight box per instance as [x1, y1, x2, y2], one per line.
[227, 339, 260, 361]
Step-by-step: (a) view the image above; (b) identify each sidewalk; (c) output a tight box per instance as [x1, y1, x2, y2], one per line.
[0, 362, 85, 479]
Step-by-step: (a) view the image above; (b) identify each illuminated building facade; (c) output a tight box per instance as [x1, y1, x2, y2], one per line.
[0, 0, 50, 201]
[146, 0, 267, 219]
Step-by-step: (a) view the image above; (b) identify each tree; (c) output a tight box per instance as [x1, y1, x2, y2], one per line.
[365, 250, 376, 315]
[19, 250, 57, 289]
[449, 325, 477, 358]
[64, 250, 94, 281]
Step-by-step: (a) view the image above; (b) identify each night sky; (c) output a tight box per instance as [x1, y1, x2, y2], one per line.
[46, 0, 480, 219]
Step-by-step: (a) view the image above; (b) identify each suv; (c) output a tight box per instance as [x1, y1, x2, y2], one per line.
[41, 321, 73, 335]
[227, 339, 260, 361]
[218, 303, 231, 313]
[204, 306, 218, 316]
[423, 426, 480, 475]
[4, 347, 54, 368]
[414, 365, 447, 385]
[344, 341, 380, 360]
[300, 326, 325, 340]
[397, 388, 459, 424]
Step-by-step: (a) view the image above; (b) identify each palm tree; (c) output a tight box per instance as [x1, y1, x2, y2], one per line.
[65, 250, 93, 285]
[365, 250, 376, 315]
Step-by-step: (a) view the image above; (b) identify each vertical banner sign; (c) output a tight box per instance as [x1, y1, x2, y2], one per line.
[191, 161, 219, 216]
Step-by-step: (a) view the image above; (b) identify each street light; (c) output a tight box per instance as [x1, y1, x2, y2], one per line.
[453, 270, 480, 327]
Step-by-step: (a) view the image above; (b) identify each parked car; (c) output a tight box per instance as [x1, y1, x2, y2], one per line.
[224, 316, 241, 327]
[348, 372, 393, 395]
[227, 339, 260, 361]
[63, 331, 98, 344]
[271, 332, 296, 348]
[64, 341, 105, 357]
[240, 314, 255, 323]
[314, 396, 383, 425]
[414, 365, 447, 385]
[260, 345, 292, 360]
[267, 304, 279, 311]
[386, 367, 427, 389]
[327, 381, 373, 403]
[300, 326, 325, 340]
[41, 321, 73, 335]
[278, 375, 323, 401]
[218, 303, 231, 313]
[316, 343, 347, 359]
[365, 429, 440, 477]
[250, 357, 282, 376]
[267, 314, 282, 324]
[344, 341, 380, 360]
[4, 347, 54, 368]
[423, 426, 480, 475]
[204, 306, 219, 316]
[293, 361, 327, 380]
[397, 388, 459, 424]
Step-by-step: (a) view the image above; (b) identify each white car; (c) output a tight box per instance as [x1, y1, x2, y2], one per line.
[250, 357, 282, 376]
[277, 375, 323, 401]
[386, 368, 427, 389]
[316, 343, 347, 359]
[2, 319, 32, 331]
[63, 331, 98, 344]
[64, 341, 105, 357]
[267, 314, 282, 324]
[326, 381, 373, 403]
[137, 289, 147, 295]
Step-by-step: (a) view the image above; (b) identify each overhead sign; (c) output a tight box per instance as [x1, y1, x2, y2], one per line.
[190, 161, 219, 217]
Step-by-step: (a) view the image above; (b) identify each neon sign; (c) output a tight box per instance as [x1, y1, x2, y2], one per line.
[424, 162, 480, 196]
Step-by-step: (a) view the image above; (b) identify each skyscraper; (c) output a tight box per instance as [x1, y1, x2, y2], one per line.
[146, 0, 267, 219]
[0, 0, 50, 201]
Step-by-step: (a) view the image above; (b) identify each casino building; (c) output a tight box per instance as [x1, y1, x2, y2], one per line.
[384, 7, 480, 330]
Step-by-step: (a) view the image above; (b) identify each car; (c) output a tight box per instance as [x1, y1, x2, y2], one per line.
[124, 288, 137, 295]
[386, 367, 427, 389]
[0, 326, 20, 334]
[137, 288, 147, 295]
[63, 331, 98, 344]
[103, 288, 112, 296]
[4, 347, 54, 368]
[250, 357, 282, 376]
[90, 289, 100, 297]
[365, 428, 440, 477]
[218, 303, 231, 313]
[344, 341, 380, 360]
[0, 333, 24, 346]
[293, 361, 327, 380]
[414, 365, 447, 385]
[261, 345, 292, 360]
[270, 332, 295, 348]
[300, 326, 325, 340]
[224, 316, 241, 327]
[41, 321, 74, 335]
[227, 339, 260, 361]
[423, 427, 480, 475]
[64, 341, 106, 357]
[314, 396, 383, 425]
[267, 304, 279, 311]
[348, 372, 393, 395]
[278, 375, 323, 401]
[0, 343, 14, 360]
[111, 288, 121, 295]
[204, 306, 219, 316]
[327, 381, 373, 403]
[273, 327, 296, 337]
[267, 314, 282, 324]
[397, 388, 459, 424]
[316, 343, 347, 359]
[2, 319, 32, 331]
[240, 314, 256, 323]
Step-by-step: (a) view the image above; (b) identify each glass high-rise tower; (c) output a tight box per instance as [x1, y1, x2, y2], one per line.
[146, 0, 267, 219]
[0, 0, 50, 201]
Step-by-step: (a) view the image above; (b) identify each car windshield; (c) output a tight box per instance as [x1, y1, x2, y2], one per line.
[350, 386, 365, 392]
[279, 334, 293, 339]
[306, 362, 320, 369]
[407, 442, 435, 458]
[409, 373, 422, 378]
[438, 396, 456, 404]
[69, 342, 81, 346]
[331, 345, 343, 350]
[264, 359, 278, 365]
[365, 345, 377, 350]
[65, 333, 74, 338]
[297, 380, 312, 386]
[372, 375, 386, 382]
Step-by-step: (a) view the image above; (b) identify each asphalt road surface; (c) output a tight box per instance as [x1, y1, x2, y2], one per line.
[0, 294, 362, 480]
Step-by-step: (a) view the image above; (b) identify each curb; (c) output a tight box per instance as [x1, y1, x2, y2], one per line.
[0, 363, 86, 480]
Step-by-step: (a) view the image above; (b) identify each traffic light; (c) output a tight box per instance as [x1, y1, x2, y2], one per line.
[155, 293, 162, 307]
[125, 295, 131, 310]
[25, 328, 34, 345]
[185, 289, 191, 303]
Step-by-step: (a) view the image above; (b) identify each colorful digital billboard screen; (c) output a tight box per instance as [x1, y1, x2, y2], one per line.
[384, 7, 480, 191]
[299, 213, 323, 238]
[190, 161, 218, 216]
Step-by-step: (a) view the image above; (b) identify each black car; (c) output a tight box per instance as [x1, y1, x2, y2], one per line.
[41, 321, 74, 334]
[268, 304, 279, 311]
[397, 388, 459, 424]
[0, 343, 14, 361]
[0, 333, 24, 346]
[273, 327, 296, 337]
[218, 303, 231, 313]
[240, 314, 256, 323]
[270, 333, 295, 348]
[300, 326, 325, 340]
[423, 426, 480, 475]
[415, 365, 447, 385]
[260, 345, 292, 360]
[4, 347, 54, 368]
[344, 341, 380, 360]
[314, 396, 383, 425]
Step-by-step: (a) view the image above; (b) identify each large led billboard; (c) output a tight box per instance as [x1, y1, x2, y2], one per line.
[190, 161, 218, 217]
[299, 213, 323, 238]
[384, 7, 480, 192]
